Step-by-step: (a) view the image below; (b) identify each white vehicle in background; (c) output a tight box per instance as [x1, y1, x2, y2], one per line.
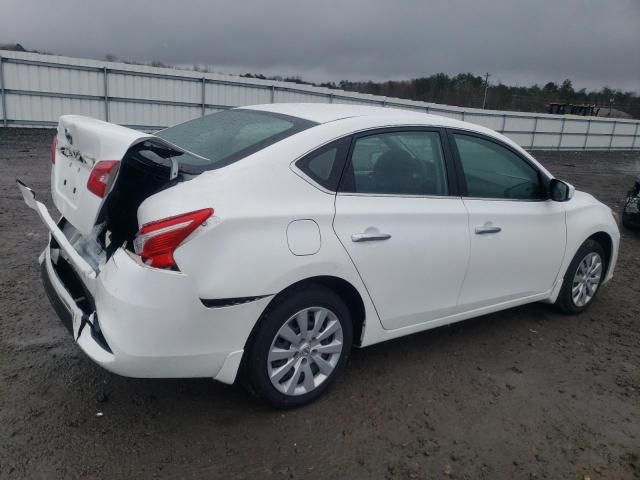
[18, 103, 620, 408]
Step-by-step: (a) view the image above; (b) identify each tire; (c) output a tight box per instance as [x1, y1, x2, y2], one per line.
[554, 239, 606, 314]
[622, 213, 640, 231]
[243, 285, 353, 409]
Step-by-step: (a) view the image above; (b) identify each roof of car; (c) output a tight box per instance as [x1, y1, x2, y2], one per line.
[239, 103, 551, 178]
[241, 102, 446, 124]
[241, 102, 497, 136]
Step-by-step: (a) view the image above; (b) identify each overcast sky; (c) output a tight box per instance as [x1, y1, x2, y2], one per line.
[1, 0, 638, 92]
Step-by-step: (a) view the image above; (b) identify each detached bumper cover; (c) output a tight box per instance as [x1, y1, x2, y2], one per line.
[41, 260, 74, 336]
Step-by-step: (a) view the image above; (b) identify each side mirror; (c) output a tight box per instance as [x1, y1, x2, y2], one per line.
[550, 179, 575, 202]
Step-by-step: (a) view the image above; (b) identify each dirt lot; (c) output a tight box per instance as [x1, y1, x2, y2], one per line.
[1, 128, 639, 480]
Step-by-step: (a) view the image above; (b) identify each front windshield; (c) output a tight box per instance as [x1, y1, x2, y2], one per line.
[155, 109, 316, 171]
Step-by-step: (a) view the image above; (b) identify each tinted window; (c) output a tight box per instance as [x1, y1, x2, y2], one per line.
[296, 138, 350, 191]
[340, 131, 448, 196]
[156, 109, 315, 171]
[453, 134, 545, 200]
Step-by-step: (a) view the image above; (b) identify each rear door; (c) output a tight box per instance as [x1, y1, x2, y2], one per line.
[448, 130, 566, 311]
[51, 116, 150, 235]
[333, 128, 470, 330]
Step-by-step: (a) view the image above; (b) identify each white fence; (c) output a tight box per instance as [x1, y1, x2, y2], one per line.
[1, 50, 639, 150]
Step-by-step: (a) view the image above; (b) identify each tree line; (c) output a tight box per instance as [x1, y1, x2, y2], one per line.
[241, 72, 639, 119]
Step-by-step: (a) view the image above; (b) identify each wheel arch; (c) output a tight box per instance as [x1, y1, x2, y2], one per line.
[587, 231, 613, 276]
[244, 275, 367, 353]
[548, 228, 616, 305]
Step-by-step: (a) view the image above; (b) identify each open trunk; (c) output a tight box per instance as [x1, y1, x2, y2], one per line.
[46, 115, 196, 272]
[50, 116, 150, 235]
[21, 109, 310, 275]
[98, 140, 193, 257]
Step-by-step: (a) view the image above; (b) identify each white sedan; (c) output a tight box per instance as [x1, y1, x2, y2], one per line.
[18, 103, 620, 408]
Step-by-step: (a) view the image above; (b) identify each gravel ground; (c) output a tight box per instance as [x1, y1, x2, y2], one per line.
[1, 128, 639, 480]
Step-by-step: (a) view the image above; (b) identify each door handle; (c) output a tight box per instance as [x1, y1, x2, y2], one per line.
[474, 225, 502, 235]
[351, 232, 392, 242]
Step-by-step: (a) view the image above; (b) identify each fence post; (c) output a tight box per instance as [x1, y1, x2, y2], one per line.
[329, 93, 334, 104]
[201, 77, 206, 116]
[0, 56, 7, 127]
[270, 85, 275, 103]
[557, 117, 565, 150]
[461, 111, 465, 121]
[607, 120, 616, 151]
[632, 123, 639, 150]
[501, 114, 506, 133]
[425, 105, 430, 114]
[583, 119, 591, 150]
[530, 117, 538, 149]
[103, 67, 109, 122]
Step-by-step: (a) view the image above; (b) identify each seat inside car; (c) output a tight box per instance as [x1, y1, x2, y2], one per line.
[372, 149, 431, 195]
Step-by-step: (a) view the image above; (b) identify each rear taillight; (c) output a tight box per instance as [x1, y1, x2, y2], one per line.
[51, 136, 57, 164]
[87, 160, 119, 198]
[133, 208, 214, 269]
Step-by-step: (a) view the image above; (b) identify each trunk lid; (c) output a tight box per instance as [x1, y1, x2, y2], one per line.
[52, 115, 151, 235]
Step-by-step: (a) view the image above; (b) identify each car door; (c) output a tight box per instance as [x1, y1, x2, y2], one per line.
[448, 130, 566, 312]
[333, 128, 470, 330]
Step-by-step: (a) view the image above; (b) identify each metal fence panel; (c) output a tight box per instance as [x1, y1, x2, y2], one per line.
[108, 72, 201, 103]
[536, 118, 562, 133]
[108, 101, 198, 129]
[1, 49, 638, 150]
[532, 133, 558, 149]
[207, 83, 270, 107]
[563, 119, 589, 134]
[6, 93, 103, 123]
[463, 113, 503, 131]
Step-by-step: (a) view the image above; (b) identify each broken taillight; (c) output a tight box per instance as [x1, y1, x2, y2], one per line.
[51, 136, 57, 164]
[133, 208, 214, 269]
[87, 160, 119, 198]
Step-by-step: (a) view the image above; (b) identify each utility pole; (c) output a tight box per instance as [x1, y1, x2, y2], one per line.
[608, 97, 614, 117]
[482, 72, 491, 109]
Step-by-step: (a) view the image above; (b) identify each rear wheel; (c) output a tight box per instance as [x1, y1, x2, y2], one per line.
[555, 239, 606, 314]
[244, 285, 353, 408]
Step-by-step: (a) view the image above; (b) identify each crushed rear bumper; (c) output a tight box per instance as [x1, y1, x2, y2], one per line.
[19, 179, 272, 383]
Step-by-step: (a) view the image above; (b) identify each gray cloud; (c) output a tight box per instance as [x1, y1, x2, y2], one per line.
[1, 0, 638, 92]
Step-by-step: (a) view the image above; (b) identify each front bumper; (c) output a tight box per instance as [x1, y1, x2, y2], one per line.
[20, 180, 271, 383]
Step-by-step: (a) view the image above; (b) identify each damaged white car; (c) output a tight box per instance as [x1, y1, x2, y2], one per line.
[18, 104, 620, 408]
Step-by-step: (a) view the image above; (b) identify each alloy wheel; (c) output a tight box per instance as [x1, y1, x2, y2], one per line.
[571, 252, 602, 307]
[267, 307, 344, 396]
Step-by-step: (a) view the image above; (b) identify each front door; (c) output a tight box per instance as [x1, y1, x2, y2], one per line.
[449, 131, 566, 311]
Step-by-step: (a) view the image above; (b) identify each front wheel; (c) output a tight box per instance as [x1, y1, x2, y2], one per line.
[555, 239, 606, 314]
[244, 285, 353, 408]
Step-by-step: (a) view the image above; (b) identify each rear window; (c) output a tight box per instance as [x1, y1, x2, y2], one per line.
[155, 109, 316, 171]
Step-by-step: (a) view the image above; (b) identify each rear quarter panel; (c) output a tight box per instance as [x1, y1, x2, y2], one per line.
[135, 122, 384, 341]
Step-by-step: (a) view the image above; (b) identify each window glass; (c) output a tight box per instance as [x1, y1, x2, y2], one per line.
[155, 109, 315, 171]
[453, 134, 545, 200]
[307, 147, 337, 180]
[296, 137, 350, 191]
[340, 131, 448, 196]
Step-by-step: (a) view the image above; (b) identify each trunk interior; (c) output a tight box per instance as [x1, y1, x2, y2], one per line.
[98, 140, 185, 257]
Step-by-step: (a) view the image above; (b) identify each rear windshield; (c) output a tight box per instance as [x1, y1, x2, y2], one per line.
[155, 109, 316, 171]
